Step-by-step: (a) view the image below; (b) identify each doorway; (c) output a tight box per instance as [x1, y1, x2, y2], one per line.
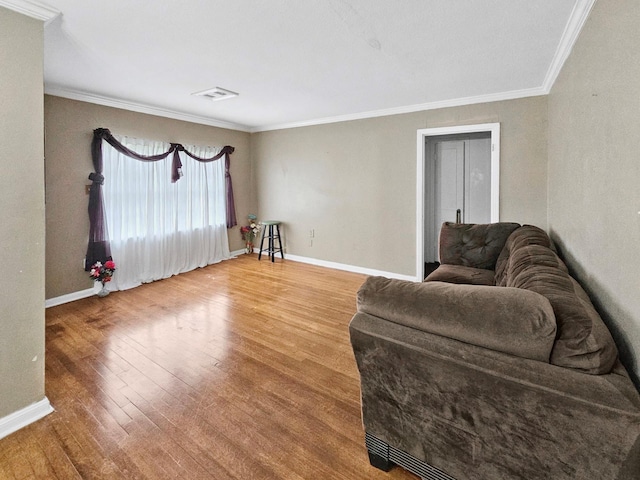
[416, 123, 500, 279]
[425, 132, 492, 264]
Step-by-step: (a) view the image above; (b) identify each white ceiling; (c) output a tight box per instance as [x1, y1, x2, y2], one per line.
[6, 0, 594, 132]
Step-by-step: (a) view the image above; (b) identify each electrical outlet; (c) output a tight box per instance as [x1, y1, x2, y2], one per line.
[309, 229, 315, 238]
[309, 239, 313, 247]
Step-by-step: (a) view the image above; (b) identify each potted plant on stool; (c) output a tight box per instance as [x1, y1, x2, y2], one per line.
[240, 214, 261, 254]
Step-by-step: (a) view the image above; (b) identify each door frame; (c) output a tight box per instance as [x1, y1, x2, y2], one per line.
[416, 123, 500, 280]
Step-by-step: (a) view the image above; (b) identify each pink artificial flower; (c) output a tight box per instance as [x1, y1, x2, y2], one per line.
[105, 260, 116, 270]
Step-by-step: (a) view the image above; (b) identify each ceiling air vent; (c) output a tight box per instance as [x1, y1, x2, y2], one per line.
[192, 87, 239, 102]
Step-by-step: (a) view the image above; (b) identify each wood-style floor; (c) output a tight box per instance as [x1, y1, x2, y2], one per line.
[0, 255, 417, 479]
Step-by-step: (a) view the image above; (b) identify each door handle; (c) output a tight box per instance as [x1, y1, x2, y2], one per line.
[456, 209, 462, 224]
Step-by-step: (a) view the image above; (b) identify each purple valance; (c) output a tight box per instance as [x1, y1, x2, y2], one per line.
[85, 128, 237, 270]
[92, 128, 235, 183]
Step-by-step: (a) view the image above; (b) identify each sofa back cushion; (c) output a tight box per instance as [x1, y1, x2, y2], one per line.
[506, 245, 618, 374]
[438, 222, 521, 270]
[357, 276, 557, 362]
[495, 224, 557, 286]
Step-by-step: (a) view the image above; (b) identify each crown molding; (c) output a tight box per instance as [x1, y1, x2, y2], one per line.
[44, 86, 253, 133]
[251, 86, 547, 133]
[542, 0, 597, 93]
[0, 0, 60, 24]
[254, 0, 597, 134]
[38, 0, 594, 135]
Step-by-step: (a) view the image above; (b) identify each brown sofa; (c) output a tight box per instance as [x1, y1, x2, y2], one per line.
[349, 222, 640, 480]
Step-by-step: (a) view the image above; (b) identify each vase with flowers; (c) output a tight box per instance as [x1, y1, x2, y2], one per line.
[240, 214, 261, 254]
[89, 260, 116, 297]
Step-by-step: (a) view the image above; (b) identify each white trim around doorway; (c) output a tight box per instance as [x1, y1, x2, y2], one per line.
[416, 123, 500, 280]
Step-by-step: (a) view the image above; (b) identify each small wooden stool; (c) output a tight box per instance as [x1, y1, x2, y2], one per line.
[258, 221, 284, 262]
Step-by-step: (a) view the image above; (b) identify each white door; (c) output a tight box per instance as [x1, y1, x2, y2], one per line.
[464, 136, 492, 224]
[434, 140, 465, 236]
[425, 133, 492, 263]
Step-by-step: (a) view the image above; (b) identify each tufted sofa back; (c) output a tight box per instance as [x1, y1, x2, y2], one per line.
[438, 221, 520, 270]
[437, 222, 619, 374]
[498, 225, 618, 374]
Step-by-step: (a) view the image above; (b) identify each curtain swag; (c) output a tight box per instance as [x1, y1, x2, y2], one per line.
[85, 128, 237, 270]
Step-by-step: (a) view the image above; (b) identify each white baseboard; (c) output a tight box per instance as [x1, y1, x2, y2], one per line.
[45, 256, 243, 308]
[283, 253, 419, 282]
[45, 253, 418, 308]
[45, 287, 95, 308]
[0, 397, 54, 440]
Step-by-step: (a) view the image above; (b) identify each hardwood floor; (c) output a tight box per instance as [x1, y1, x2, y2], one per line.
[0, 256, 417, 479]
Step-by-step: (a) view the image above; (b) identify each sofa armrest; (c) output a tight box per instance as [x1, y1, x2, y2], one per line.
[357, 277, 557, 362]
[349, 312, 640, 480]
[350, 311, 640, 413]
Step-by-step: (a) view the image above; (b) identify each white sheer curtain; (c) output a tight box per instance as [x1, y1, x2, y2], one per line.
[102, 135, 231, 291]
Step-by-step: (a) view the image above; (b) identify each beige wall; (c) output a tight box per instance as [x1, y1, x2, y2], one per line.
[0, 8, 46, 417]
[44, 96, 254, 299]
[46, 95, 547, 294]
[252, 96, 548, 277]
[548, 0, 640, 383]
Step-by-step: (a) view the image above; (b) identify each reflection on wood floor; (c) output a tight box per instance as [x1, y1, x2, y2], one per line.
[0, 255, 417, 479]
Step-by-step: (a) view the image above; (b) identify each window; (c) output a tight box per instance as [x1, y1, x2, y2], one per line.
[101, 135, 230, 290]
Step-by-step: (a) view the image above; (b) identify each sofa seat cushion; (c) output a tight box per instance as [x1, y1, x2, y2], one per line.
[425, 264, 496, 286]
[357, 276, 557, 362]
[439, 222, 521, 270]
[506, 245, 618, 374]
